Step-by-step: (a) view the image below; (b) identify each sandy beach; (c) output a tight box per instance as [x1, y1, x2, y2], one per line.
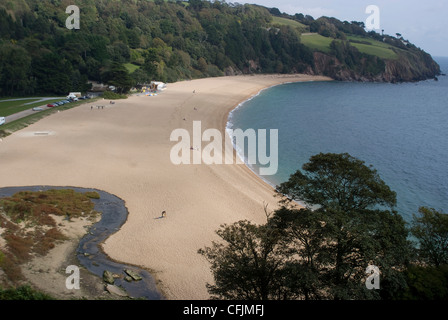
[0, 74, 331, 299]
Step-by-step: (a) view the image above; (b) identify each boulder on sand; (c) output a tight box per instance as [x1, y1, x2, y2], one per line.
[124, 269, 142, 281]
[106, 284, 128, 297]
[103, 270, 115, 284]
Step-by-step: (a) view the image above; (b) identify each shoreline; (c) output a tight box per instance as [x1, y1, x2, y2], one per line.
[0, 74, 332, 299]
[224, 79, 332, 206]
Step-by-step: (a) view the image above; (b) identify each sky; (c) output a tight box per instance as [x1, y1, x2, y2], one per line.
[242, 0, 448, 57]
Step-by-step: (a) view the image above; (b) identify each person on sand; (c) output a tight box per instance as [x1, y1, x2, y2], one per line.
[161, 211, 166, 218]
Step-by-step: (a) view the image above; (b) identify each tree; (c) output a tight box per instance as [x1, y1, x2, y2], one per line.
[400, 265, 448, 300]
[143, 48, 158, 79]
[198, 220, 295, 300]
[274, 153, 410, 300]
[102, 61, 133, 94]
[200, 153, 412, 300]
[411, 207, 448, 267]
[0, 44, 31, 96]
[276, 153, 397, 211]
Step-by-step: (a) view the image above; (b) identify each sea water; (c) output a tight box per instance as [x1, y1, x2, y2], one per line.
[228, 57, 448, 222]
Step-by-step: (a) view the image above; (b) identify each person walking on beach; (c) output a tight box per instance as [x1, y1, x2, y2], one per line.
[161, 211, 166, 218]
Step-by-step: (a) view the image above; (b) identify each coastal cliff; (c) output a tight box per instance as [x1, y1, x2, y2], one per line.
[312, 49, 440, 83]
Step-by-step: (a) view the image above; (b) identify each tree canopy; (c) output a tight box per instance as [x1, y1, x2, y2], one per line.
[200, 153, 446, 300]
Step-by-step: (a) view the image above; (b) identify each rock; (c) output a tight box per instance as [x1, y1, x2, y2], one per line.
[103, 270, 115, 284]
[106, 284, 128, 297]
[124, 269, 142, 281]
[124, 276, 133, 282]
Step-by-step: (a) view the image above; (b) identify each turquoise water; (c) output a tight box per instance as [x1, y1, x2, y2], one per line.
[228, 57, 448, 222]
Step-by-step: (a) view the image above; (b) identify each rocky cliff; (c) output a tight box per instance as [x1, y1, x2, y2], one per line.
[311, 49, 441, 83]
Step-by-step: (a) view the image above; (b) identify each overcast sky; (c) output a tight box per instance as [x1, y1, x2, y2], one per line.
[242, 0, 448, 57]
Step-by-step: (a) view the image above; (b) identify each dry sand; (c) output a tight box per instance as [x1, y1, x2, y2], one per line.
[0, 74, 331, 299]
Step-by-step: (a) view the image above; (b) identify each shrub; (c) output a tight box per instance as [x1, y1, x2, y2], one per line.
[84, 191, 100, 199]
[102, 91, 128, 100]
[4, 234, 33, 263]
[0, 285, 54, 300]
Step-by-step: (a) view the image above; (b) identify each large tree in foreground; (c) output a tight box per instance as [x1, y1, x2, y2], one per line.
[274, 153, 411, 299]
[200, 153, 412, 300]
[276, 152, 397, 211]
[198, 220, 295, 300]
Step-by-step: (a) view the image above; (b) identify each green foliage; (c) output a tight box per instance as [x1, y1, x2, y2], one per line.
[0, 0, 439, 96]
[400, 265, 448, 300]
[276, 152, 397, 211]
[101, 61, 134, 94]
[102, 91, 128, 100]
[201, 153, 447, 300]
[84, 191, 101, 199]
[411, 207, 448, 267]
[198, 220, 295, 300]
[201, 153, 415, 300]
[0, 285, 54, 300]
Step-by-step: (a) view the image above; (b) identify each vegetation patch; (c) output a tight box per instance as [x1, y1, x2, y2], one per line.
[0, 189, 99, 284]
[271, 16, 308, 33]
[0, 98, 62, 117]
[102, 91, 128, 100]
[0, 98, 99, 139]
[300, 33, 333, 53]
[0, 284, 54, 300]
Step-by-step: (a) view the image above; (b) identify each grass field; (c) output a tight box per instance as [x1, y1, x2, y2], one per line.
[346, 35, 398, 59]
[300, 33, 398, 59]
[300, 33, 333, 53]
[0, 98, 62, 117]
[124, 63, 140, 73]
[0, 97, 99, 138]
[271, 16, 308, 33]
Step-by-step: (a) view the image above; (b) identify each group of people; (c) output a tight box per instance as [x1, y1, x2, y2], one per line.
[91, 101, 115, 110]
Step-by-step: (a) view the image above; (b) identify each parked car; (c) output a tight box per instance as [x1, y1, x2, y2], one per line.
[0, 117, 5, 126]
[47, 103, 57, 107]
[32, 107, 44, 111]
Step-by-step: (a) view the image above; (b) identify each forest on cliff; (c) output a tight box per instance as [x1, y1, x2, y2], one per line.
[0, 0, 441, 96]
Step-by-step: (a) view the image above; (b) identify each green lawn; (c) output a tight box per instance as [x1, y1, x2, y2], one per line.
[0, 98, 62, 117]
[124, 63, 140, 73]
[271, 16, 308, 33]
[0, 98, 99, 138]
[346, 35, 398, 59]
[300, 33, 333, 53]
[300, 33, 398, 59]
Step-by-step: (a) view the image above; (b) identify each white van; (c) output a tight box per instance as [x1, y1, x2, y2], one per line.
[0, 117, 5, 126]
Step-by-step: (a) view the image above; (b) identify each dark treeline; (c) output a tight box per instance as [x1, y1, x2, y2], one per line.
[200, 153, 448, 300]
[0, 0, 440, 96]
[0, 0, 312, 96]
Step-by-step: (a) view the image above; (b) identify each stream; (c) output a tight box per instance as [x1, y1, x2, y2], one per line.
[0, 185, 164, 300]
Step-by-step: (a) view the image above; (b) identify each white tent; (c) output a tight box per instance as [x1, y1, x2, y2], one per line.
[151, 81, 167, 91]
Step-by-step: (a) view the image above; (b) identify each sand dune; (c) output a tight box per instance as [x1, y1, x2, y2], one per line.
[0, 74, 331, 299]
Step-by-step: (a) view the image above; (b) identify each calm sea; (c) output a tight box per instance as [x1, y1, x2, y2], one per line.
[228, 57, 448, 222]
